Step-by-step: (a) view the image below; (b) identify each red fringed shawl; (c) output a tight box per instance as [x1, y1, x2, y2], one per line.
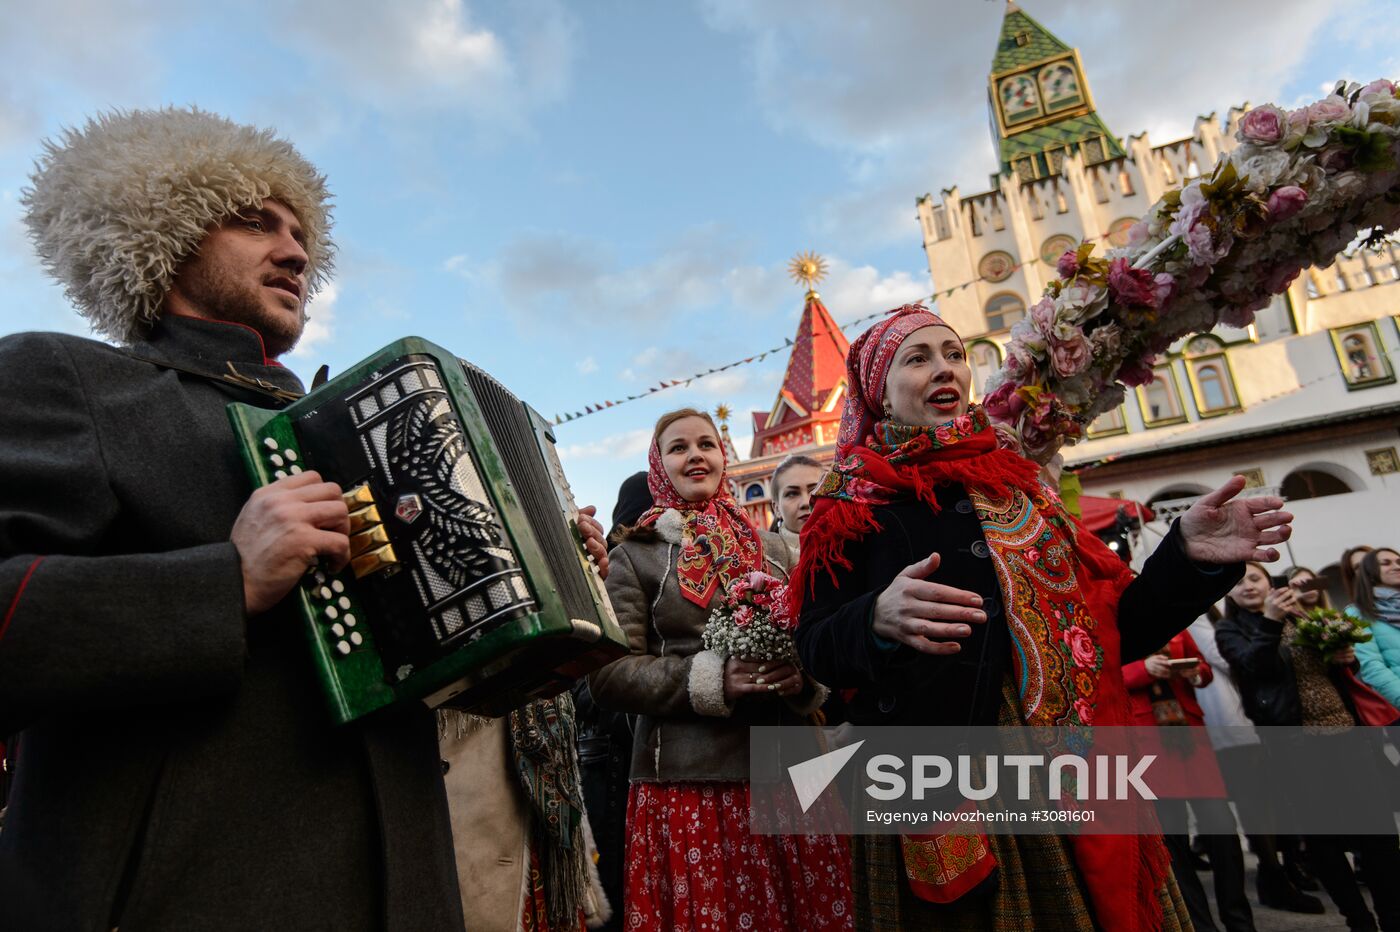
[794, 406, 1171, 932]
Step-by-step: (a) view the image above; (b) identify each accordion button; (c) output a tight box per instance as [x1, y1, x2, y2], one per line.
[350, 632, 363, 646]
[326, 605, 339, 620]
[284, 449, 298, 462]
[263, 437, 278, 450]
[335, 640, 351, 656]
[344, 614, 357, 628]
[314, 572, 327, 585]
[318, 586, 333, 601]
[330, 623, 345, 637]
[274, 470, 288, 480]
[338, 597, 351, 610]
[269, 454, 284, 468]
[289, 465, 303, 475]
[331, 580, 345, 594]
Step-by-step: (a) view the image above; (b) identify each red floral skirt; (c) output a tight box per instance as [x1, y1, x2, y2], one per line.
[623, 781, 853, 931]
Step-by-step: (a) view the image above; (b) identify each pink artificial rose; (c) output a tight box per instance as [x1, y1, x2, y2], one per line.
[1307, 96, 1351, 124]
[1029, 295, 1056, 335]
[1264, 260, 1305, 294]
[1051, 334, 1093, 378]
[1119, 355, 1156, 387]
[1362, 79, 1397, 97]
[746, 571, 773, 593]
[1267, 185, 1308, 223]
[1240, 104, 1287, 144]
[1127, 219, 1152, 247]
[733, 604, 754, 627]
[1063, 626, 1098, 669]
[1073, 697, 1095, 725]
[1107, 258, 1158, 307]
[982, 381, 1027, 421]
[1056, 249, 1080, 279]
[1152, 272, 1177, 308]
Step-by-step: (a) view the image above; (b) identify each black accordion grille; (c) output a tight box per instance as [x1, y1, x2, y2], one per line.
[460, 363, 597, 623]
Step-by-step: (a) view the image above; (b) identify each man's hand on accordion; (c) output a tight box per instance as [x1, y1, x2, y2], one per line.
[231, 471, 352, 616]
[578, 505, 610, 581]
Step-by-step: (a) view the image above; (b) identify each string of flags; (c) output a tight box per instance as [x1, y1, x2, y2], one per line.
[550, 225, 1399, 427]
[549, 228, 1120, 426]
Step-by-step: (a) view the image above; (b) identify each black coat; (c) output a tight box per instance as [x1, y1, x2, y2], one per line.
[0, 318, 464, 932]
[795, 483, 1243, 726]
[1214, 605, 1302, 726]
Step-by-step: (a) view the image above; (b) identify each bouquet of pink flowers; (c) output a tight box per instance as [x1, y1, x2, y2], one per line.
[986, 78, 1400, 461]
[700, 571, 799, 664]
[1292, 606, 1372, 662]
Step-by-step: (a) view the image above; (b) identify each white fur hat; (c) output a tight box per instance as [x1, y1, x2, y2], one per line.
[22, 106, 335, 343]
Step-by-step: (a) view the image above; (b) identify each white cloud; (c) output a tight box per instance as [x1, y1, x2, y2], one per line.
[556, 427, 653, 462]
[285, 0, 577, 127]
[701, 0, 1351, 248]
[576, 355, 598, 375]
[292, 281, 339, 358]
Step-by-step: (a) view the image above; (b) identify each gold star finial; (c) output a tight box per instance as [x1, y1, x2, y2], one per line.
[714, 403, 732, 426]
[787, 251, 828, 299]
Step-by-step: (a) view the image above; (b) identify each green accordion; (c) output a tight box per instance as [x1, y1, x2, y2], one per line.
[227, 337, 627, 724]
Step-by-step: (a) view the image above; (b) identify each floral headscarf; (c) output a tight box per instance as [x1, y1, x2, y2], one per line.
[835, 304, 961, 456]
[634, 420, 763, 608]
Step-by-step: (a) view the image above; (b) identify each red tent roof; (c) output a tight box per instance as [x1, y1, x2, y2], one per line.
[1078, 495, 1154, 533]
[778, 294, 849, 412]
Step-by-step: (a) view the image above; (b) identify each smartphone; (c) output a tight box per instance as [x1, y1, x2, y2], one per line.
[1165, 657, 1201, 671]
[1290, 576, 1329, 593]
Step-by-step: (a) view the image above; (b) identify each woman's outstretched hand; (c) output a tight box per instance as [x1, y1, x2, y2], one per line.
[1179, 475, 1293, 565]
[871, 552, 987, 655]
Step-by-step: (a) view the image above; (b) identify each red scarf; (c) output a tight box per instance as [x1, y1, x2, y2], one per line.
[794, 307, 1171, 931]
[634, 432, 763, 608]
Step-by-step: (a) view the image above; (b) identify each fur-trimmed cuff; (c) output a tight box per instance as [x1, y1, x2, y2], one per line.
[688, 650, 734, 717]
[785, 679, 831, 717]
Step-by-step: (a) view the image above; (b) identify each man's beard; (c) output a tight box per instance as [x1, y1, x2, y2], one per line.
[181, 261, 304, 359]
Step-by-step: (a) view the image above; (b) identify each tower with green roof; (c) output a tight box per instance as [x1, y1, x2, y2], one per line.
[988, 2, 1124, 182]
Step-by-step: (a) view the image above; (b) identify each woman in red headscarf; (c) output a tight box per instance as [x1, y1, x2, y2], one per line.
[792, 307, 1294, 931]
[589, 407, 853, 931]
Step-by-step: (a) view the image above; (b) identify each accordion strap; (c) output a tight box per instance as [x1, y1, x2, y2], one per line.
[122, 349, 305, 404]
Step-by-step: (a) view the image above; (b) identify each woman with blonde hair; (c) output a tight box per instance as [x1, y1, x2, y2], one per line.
[589, 407, 851, 931]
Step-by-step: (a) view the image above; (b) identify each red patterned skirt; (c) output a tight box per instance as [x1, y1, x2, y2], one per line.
[623, 781, 853, 931]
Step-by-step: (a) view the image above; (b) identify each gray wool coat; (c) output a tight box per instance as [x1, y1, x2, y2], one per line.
[0, 316, 464, 932]
[588, 514, 826, 783]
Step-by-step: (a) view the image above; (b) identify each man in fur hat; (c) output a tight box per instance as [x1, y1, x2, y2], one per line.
[0, 108, 466, 930]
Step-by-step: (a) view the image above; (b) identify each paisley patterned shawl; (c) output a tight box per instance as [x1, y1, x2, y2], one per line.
[635, 426, 763, 608]
[793, 307, 1169, 932]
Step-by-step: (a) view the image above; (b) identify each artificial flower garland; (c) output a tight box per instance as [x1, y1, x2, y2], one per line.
[985, 78, 1400, 461]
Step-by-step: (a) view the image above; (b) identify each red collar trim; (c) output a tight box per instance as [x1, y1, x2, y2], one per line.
[164, 312, 279, 366]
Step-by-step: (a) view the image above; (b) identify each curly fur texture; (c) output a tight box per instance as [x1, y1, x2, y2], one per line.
[22, 107, 334, 343]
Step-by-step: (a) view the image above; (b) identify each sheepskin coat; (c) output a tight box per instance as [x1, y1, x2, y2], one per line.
[0, 316, 462, 932]
[588, 517, 823, 783]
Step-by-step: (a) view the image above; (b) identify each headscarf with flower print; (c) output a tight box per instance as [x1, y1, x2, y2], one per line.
[634, 415, 764, 608]
[793, 305, 1171, 931]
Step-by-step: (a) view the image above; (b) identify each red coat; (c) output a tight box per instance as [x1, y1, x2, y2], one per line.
[1123, 630, 1213, 726]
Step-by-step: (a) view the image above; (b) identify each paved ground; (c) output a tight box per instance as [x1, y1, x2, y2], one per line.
[1196, 850, 1378, 930]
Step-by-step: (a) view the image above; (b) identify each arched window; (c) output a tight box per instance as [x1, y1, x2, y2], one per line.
[967, 341, 1003, 398]
[745, 483, 766, 502]
[1183, 336, 1241, 415]
[1280, 470, 1351, 501]
[1137, 365, 1186, 426]
[1087, 406, 1126, 437]
[984, 293, 1026, 332]
[1195, 364, 1229, 410]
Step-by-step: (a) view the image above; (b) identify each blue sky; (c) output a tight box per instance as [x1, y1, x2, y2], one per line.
[2, 0, 1397, 522]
